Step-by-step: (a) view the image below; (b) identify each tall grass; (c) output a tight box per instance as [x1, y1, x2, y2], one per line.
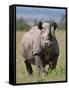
[16, 30, 66, 83]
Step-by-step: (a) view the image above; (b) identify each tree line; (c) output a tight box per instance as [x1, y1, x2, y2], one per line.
[16, 18, 31, 31]
[16, 14, 66, 31]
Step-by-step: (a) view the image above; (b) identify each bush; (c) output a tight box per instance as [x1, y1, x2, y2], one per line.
[16, 18, 31, 31]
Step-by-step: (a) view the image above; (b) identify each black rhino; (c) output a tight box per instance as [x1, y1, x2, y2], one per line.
[21, 21, 59, 76]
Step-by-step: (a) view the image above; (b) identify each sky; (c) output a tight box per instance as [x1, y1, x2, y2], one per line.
[16, 6, 66, 26]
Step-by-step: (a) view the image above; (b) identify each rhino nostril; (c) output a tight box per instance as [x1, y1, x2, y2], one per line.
[45, 43, 48, 46]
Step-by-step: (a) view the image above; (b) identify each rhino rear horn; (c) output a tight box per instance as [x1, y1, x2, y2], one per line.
[38, 21, 43, 30]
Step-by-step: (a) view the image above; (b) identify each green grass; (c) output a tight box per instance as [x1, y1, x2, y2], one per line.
[16, 30, 66, 83]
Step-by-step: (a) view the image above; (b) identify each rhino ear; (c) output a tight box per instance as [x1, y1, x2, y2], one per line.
[53, 22, 58, 30]
[38, 21, 43, 30]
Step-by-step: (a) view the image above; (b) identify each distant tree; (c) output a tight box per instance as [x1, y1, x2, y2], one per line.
[16, 18, 31, 31]
[33, 19, 38, 26]
[59, 14, 66, 30]
[60, 14, 66, 23]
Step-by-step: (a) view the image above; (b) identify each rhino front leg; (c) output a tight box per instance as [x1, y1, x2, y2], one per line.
[34, 55, 46, 74]
[24, 60, 33, 75]
[48, 54, 59, 71]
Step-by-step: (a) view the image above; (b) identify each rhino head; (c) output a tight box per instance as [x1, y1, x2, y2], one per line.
[40, 22, 54, 49]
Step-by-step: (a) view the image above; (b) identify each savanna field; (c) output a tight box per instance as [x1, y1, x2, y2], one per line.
[16, 30, 66, 83]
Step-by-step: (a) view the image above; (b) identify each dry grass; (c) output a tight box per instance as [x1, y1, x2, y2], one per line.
[16, 30, 66, 83]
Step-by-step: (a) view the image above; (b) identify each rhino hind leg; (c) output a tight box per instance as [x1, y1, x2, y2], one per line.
[24, 60, 33, 75]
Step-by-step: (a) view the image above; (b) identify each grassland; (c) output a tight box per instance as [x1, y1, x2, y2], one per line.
[16, 30, 66, 83]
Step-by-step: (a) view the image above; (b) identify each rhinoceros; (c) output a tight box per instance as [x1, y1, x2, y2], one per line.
[21, 22, 59, 75]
